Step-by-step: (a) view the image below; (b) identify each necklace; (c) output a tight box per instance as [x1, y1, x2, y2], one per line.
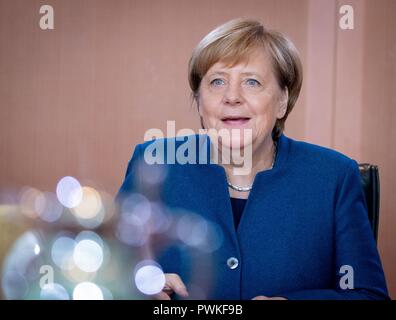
[227, 141, 277, 192]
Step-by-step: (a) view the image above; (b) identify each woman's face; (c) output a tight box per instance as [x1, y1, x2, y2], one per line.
[197, 47, 288, 151]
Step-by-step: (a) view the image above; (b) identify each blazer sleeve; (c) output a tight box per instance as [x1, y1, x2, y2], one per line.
[280, 160, 390, 300]
[114, 143, 193, 295]
[115, 143, 143, 205]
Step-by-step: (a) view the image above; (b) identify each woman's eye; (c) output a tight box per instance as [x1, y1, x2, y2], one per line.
[245, 79, 261, 86]
[210, 78, 225, 86]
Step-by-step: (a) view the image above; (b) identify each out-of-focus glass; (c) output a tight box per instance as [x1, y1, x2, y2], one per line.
[0, 171, 218, 299]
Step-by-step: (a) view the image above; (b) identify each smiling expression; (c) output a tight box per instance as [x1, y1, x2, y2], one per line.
[197, 47, 288, 151]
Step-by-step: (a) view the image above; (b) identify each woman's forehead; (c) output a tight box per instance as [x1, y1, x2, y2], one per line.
[206, 49, 274, 77]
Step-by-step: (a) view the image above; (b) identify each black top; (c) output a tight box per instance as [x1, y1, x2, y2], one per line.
[230, 197, 247, 229]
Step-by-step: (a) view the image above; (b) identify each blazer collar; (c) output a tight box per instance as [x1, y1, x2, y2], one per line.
[183, 132, 291, 242]
[197, 132, 290, 178]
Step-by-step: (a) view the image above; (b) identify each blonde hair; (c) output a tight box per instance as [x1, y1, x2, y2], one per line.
[188, 18, 303, 139]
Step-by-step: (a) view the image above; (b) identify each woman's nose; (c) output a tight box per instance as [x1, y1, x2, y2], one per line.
[223, 82, 243, 105]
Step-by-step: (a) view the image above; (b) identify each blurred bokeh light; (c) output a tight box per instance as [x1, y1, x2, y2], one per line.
[0, 172, 218, 299]
[56, 176, 83, 209]
[134, 260, 166, 295]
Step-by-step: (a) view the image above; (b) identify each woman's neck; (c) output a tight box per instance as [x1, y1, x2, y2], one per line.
[217, 136, 276, 196]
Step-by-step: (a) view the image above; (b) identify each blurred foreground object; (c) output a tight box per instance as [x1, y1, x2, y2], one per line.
[0, 174, 216, 299]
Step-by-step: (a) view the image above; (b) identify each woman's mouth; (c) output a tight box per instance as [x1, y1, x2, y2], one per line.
[221, 116, 251, 127]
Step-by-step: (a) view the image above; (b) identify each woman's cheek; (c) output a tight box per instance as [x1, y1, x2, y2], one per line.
[252, 118, 268, 140]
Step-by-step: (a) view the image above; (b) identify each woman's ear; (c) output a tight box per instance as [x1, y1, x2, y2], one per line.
[195, 94, 206, 129]
[195, 94, 201, 113]
[277, 87, 289, 119]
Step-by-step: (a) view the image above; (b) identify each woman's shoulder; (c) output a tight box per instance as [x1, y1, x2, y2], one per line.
[284, 135, 357, 172]
[138, 134, 200, 149]
[132, 134, 204, 164]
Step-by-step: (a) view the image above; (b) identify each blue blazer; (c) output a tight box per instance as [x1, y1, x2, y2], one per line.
[116, 133, 389, 300]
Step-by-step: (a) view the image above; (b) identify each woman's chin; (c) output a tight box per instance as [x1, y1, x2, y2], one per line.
[221, 138, 252, 150]
[208, 127, 254, 150]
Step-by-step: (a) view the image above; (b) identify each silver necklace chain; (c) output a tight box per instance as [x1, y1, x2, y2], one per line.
[227, 142, 277, 192]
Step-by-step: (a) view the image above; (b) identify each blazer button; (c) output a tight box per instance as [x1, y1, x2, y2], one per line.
[227, 257, 239, 270]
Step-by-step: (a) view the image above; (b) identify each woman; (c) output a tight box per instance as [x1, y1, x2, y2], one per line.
[116, 18, 389, 300]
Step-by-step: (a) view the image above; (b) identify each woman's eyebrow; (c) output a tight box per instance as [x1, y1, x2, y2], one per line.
[207, 71, 228, 77]
[207, 71, 263, 77]
[240, 72, 263, 77]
